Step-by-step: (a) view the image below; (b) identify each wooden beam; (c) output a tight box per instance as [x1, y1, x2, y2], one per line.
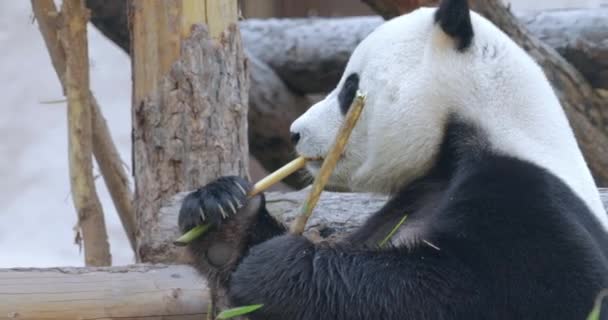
[145, 188, 608, 264]
[0, 265, 209, 320]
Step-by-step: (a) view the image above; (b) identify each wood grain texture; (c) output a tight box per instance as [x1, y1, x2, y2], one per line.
[0, 265, 209, 320]
[132, 23, 250, 263]
[131, 0, 248, 264]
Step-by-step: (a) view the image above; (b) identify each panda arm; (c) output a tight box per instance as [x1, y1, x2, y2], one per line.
[246, 201, 287, 246]
[228, 234, 478, 320]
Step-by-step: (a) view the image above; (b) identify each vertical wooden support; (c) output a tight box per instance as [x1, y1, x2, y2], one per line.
[61, 0, 112, 266]
[33, 0, 137, 258]
[131, 0, 248, 263]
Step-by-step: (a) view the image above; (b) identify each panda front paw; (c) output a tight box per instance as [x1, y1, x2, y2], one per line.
[178, 176, 258, 233]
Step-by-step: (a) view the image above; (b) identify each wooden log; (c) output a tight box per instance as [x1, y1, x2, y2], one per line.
[145, 188, 608, 264]
[130, 0, 249, 263]
[0, 264, 209, 320]
[85, 3, 608, 93]
[1, 190, 606, 319]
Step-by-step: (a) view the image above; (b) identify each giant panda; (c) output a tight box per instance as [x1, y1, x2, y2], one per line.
[178, 0, 608, 319]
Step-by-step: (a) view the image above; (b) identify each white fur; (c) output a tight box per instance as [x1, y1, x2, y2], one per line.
[290, 8, 608, 229]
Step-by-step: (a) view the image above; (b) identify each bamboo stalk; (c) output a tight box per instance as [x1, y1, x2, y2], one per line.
[290, 91, 366, 234]
[174, 157, 308, 246]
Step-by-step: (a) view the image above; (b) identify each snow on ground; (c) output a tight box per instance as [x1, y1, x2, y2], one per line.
[0, 1, 133, 267]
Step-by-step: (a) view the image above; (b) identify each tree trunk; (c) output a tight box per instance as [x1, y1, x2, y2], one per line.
[61, 0, 112, 266]
[130, 0, 248, 316]
[130, 0, 248, 262]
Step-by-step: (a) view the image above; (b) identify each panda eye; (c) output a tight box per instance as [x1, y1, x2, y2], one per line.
[338, 73, 360, 115]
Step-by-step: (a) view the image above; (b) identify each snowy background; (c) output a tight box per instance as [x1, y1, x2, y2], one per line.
[0, 1, 133, 267]
[1, 0, 606, 268]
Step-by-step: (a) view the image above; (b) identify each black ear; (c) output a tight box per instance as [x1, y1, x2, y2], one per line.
[434, 0, 474, 51]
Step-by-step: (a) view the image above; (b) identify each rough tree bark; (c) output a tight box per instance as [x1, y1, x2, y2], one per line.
[2, 189, 607, 319]
[130, 0, 249, 261]
[130, 0, 248, 316]
[60, 0, 112, 266]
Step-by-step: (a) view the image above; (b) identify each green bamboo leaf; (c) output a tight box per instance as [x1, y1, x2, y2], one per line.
[587, 290, 608, 320]
[379, 213, 408, 247]
[217, 304, 263, 319]
[587, 302, 600, 320]
[173, 223, 211, 246]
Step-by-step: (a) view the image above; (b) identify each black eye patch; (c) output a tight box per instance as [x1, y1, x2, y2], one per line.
[338, 73, 359, 115]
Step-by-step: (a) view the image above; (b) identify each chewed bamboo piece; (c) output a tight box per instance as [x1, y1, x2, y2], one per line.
[174, 157, 308, 246]
[290, 91, 366, 235]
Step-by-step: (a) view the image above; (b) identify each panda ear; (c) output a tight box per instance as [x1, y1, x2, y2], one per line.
[434, 0, 474, 51]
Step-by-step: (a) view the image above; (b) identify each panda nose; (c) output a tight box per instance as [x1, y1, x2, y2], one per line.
[290, 132, 301, 145]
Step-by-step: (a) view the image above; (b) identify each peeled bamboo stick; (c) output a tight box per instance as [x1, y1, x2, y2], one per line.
[290, 91, 366, 234]
[249, 156, 308, 196]
[174, 157, 308, 245]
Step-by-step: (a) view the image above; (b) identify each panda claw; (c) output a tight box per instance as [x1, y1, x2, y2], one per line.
[219, 205, 228, 219]
[231, 194, 243, 209]
[199, 207, 206, 221]
[227, 200, 237, 215]
[234, 180, 247, 196]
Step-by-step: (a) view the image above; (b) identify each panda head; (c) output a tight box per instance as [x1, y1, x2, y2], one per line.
[289, 0, 603, 217]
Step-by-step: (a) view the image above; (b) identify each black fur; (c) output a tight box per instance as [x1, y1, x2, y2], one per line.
[179, 176, 252, 230]
[180, 116, 608, 319]
[338, 73, 359, 114]
[435, 0, 474, 51]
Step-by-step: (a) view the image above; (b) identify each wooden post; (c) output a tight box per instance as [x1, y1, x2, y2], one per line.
[130, 0, 248, 261]
[61, 0, 112, 266]
[32, 0, 137, 257]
